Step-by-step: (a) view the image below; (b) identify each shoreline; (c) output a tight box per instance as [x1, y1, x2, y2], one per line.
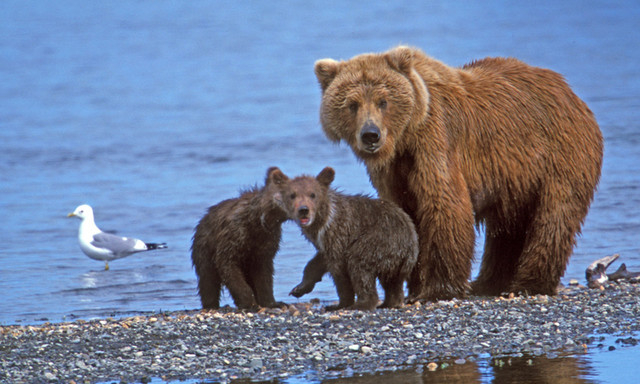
[2, 283, 639, 383]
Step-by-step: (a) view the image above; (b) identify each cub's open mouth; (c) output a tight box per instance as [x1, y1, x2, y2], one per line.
[364, 145, 380, 153]
[299, 217, 310, 226]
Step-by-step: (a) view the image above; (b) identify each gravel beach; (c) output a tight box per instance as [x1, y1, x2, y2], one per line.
[2, 282, 639, 384]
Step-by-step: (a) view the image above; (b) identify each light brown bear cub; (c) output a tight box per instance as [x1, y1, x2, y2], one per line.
[191, 167, 287, 311]
[272, 166, 418, 311]
[314, 46, 603, 300]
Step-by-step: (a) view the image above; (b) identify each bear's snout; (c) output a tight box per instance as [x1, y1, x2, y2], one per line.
[297, 205, 312, 226]
[360, 121, 381, 150]
[298, 205, 310, 217]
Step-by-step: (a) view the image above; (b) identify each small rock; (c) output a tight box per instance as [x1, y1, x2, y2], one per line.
[44, 372, 57, 381]
[250, 358, 263, 369]
[455, 358, 466, 365]
[427, 362, 438, 371]
[361, 346, 372, 354]
[348, 344, 360, 352]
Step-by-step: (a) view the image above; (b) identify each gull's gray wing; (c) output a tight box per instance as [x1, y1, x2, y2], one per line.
[91, 232, 139, 256]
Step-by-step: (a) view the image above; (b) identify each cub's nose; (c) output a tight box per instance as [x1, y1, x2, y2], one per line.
[298, 206, 310, 217]
[360, 122, 381, 146]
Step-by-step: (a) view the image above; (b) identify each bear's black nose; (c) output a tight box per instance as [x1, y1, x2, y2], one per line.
[360, 122, 381, 146]
[298, 206, 310, 217]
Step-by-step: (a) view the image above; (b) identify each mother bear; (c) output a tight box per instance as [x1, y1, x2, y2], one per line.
[314, 46, 603, 301]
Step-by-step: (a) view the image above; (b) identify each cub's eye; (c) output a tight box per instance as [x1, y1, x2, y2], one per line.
[310, 193, 316, 199]
[348, 102, 359, 113]
[378, 99, 387, 110]
[290, 193, 296, 199]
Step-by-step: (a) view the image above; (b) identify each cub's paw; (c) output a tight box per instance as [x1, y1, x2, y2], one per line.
[289, 284, 313, 298]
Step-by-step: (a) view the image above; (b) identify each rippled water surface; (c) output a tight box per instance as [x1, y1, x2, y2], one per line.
[1, 1, 639, 382]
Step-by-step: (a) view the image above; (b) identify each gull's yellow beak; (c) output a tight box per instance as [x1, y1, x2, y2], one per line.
[67, 212, 76, 218]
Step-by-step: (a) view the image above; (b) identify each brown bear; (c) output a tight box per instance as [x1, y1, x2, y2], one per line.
[271, 166, 418, 310]
[314, 46, 603, 300]
[191, 167, 288, 310]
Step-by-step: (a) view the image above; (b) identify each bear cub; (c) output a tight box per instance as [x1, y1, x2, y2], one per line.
[191, 167, 288, 311]
[272, 166, 418, 310]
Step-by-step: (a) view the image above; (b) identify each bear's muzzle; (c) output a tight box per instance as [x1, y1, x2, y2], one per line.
[360, 121, 382, 152]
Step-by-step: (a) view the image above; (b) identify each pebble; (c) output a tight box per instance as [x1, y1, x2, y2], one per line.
[1, 282, 639, 383]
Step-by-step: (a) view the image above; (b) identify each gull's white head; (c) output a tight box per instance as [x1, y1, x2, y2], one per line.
[68, 204, 94, 220]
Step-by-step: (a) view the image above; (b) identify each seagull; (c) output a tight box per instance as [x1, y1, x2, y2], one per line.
[67, 204, 168, 270]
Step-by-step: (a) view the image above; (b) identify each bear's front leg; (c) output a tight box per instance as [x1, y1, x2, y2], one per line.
[290, 253, 327, 298]
[250, 251, 283, 308]
[407, 176, 475, 302]
[223, 265, 260, 311]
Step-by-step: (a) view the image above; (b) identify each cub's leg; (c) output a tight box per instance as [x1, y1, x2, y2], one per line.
[348, 269, 379, 311]
[249, 249, 287, 308]
[378, 274, 405, 309]
[222, 264, 259, 311]
[325, 270, 355, 311]
[196, 264, 222, 309]
[290, 253, 327, 298]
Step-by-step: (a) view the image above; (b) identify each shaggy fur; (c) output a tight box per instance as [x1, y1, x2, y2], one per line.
[314, 46, 603, 300]
[191, 168, 288, 310]
[273, 167, 418, 310]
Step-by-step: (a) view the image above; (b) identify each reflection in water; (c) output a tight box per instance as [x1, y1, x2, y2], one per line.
[275, 354, 595, 384]
[490, 354, 591, 384]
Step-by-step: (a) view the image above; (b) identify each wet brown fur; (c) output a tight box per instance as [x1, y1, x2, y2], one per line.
[314, 46, 603, 300]
[191, 168, 288, 310]
[273, 167, 418, 311]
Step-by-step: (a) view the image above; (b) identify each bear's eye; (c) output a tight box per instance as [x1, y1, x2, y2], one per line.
[378, 99, 387, 110]
[348, 102, 359, 114]
[290, 193, 296, 200]
[310, 193, 316, 199]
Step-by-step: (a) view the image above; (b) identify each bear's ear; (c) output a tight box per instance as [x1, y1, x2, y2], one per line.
[316, 167, 335, 187]
[266, 167, 289, 185]
[314, 59, 341, 91]
[385, 46, 414, 74]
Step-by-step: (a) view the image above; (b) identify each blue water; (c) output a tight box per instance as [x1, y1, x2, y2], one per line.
[1, 1, 639, 382]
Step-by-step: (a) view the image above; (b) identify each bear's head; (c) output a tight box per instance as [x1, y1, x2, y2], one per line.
[267, 167, 335, 229]
[265, 166, 289, 206]
[314, 46, 429, 168]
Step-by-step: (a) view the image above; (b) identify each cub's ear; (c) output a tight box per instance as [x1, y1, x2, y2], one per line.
[266, 167, 289, 185]
[316, 167, 335, 187]
[314, 59, 341, 91]
[385, 45, 415, 74]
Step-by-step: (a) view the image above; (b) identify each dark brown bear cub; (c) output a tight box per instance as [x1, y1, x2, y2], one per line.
[272, 166, 418, 311]
[191, 167, 287, 311]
